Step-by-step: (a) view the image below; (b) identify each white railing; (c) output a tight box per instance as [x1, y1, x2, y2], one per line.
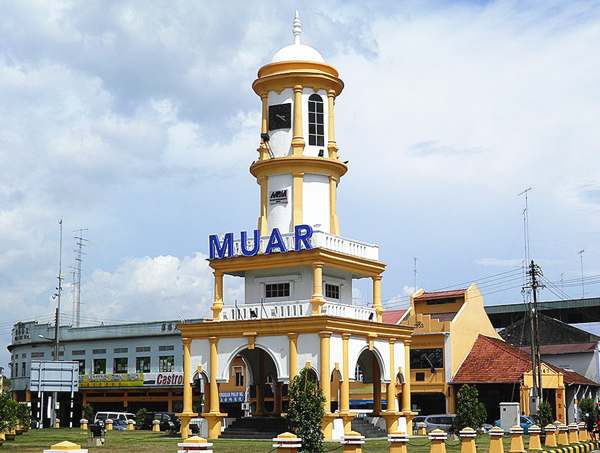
[221, 300, 376, 321]
[321, 301, 376, 321]
[232, 230, 379, 260]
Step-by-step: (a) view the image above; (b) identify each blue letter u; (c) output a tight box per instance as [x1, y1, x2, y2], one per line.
[241, 230, 260, 256]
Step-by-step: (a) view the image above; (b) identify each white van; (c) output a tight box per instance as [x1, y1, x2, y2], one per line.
[94, 411, 135, 425]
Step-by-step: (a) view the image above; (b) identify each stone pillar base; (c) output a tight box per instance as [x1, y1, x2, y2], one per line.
[177, 411, 198, 439]
[402, 411, 417, 435]
[338, 411, 357, 434]
[382, 412, 402, 434]
[201, 412, 227, 439]
[321, 413, 336, 440]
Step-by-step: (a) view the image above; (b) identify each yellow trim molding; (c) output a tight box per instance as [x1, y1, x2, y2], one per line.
[250, 156, 348, 180]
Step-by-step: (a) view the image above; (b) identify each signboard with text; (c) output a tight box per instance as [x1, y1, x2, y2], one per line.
[79, 372, 183, 388]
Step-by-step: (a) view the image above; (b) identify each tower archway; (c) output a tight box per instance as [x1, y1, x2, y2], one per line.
[354, 348, 385, 415]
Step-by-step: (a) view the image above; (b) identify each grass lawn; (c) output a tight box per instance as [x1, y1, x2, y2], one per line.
[0, 429, 521, 453]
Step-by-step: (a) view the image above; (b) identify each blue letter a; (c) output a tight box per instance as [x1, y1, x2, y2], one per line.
[265, 228, 288, 255]
[241, 230, 260, 256]
[209, 233, 234, 259]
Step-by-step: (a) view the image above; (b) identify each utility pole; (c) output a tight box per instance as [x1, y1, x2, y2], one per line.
[51, 219, 64, 428]
[71, 228, 88, 328]
[578, 249, 585, 298]
[529, 260, 544, 404]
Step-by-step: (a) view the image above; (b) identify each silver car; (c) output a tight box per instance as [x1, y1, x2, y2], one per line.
[421, 414, 456, 433]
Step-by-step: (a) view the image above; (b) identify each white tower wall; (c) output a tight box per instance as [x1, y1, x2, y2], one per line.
[267, 88, 293, 156]
[267, 174, 293, 233]
[303, 173, 330, 232]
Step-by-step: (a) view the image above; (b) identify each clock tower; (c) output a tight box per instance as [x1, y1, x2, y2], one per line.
[252, 11, 345, 237]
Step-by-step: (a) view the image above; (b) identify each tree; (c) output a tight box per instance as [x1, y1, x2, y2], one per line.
[0, 395, 19, 432]
[535, 400, 553, 428]
[16, 403, 31, 430]
[454, 384, 487, 432]
[82, 403, 94, 422]
[287, 368, 325, 453]
[135, 408, 149, 428]
[579, 398, 597, 419]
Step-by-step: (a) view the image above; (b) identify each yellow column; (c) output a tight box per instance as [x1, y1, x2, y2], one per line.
[212, 271, 224, 320]
[291, 85, 304, 155]
[179, 337, 197, 439]
[203, 336, 226, 439]
[288, 333, 298, 378]
[372, 275, 383, 322]
[259, 93, 269, 160]
[328, 176, 339, 235]
[326, 90, 338, 159]
[256, 349, 264, 416]
[556, 387, 566, 423]
[311, 262, 325, 315]
[339, 333, 355, 434]
[402, 340, 413, 434]
[258, 176, 268, 237]
[383, 338, 399, 433]
[320, 331, 334, 440]
[292, 172, 303, 227]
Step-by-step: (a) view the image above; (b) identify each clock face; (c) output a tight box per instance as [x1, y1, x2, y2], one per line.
[268, 103, 292, 131]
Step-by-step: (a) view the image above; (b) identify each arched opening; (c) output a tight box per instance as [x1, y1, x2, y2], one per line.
[330, 368, 342, 413]
[354, 349, 385, 415]
[308, 93, 324, 146]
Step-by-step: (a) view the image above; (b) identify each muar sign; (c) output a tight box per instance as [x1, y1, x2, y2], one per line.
[209, 224, 313, 260]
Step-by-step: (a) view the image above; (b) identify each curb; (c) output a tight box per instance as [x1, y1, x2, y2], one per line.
[542, 441, 600, 453]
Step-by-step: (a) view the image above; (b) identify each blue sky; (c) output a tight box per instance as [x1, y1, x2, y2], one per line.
[1, 0, 600, 368]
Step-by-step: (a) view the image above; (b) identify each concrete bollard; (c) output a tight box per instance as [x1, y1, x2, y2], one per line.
[509, 425, 525, 453]
[127, 419, 135, 431]
[54, 418, 60, 429]
[527, 425, 542, 451]
[544, 424, 557, 448]
[417, 422, 427, 436]
[459, 427, 477, 453]
[177, 436, 214, 453]
[152, 419, 161, 432]
[489, 426, 505, 453]
[388, 432, 409, 453]
[105, 419, 113, 431]
[80, 419, 88, 430]
[341, 431, 365, 453]
[428, 428, 448, 453]
[0, 431, 5, 442]
[578, 422, 588, 442]
[557, 423, 569, 446]
[568, 423, 579, 443]
[43, 440, 88, 453]
[272, 432, 302, 453]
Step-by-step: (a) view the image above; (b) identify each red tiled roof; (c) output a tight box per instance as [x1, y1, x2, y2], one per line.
[383, 309, 407, 325]
[452, 335, 599, 386]
[518, 343, 598, 355]
[414, 289, 466, 301]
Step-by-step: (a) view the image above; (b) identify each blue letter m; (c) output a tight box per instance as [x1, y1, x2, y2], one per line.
[209, 233, 234, 259]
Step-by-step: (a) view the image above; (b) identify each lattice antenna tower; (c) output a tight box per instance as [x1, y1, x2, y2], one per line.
[71, 228, 88, 327]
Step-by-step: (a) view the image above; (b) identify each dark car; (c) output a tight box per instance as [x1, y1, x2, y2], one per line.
[143, 412, 181, 434]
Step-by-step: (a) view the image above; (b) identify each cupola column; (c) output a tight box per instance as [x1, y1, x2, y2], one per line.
[327, 90, 338, 159]
[292, 85, 305, 155]
[259, 93, 269, 160]
[288, 333, 298, 378]
[329, 176, 340, 235]
[258, 176, 268, 236]
[401, 340, 414, 434]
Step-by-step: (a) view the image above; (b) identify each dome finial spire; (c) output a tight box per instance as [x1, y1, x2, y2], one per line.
[292, 10, 302, 45]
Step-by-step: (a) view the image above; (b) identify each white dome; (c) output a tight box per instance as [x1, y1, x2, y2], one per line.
[271, 11, 325, 64]
[272, 43, 325, 63]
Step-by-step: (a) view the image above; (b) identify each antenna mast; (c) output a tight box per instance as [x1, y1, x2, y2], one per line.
[72, 228, 88, 328]
[578, 249, 585, 299]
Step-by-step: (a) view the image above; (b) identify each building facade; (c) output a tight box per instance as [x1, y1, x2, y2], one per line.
[176, 13, 414, 440]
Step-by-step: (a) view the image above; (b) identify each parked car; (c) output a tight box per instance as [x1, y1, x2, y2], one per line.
[142, 412, 181, 434]
[94, 411, 135, 425]
[494, 415, 535, 434]
[419, 414, 457, 433]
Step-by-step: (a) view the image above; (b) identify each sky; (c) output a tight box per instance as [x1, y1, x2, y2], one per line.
[1, 0, 600, 369]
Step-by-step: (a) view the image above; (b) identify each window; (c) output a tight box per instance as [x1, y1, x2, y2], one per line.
[72, 350, 85, 356]
[136, 346, 151, 353]
[21, 362, 26, 377]
[325, 283, 340, 299]
[308, 94, 324, 146]
[114, 347, 128, 354]
[92, 349, 106, 355]
[159, 345, 174, 352]
[136, 356, 151, 373]
[114, 357, 128, 374]
[159, 355, 174, 372]
[234, 366, 244, 387]
[410, 348, 443, 369]
[415, 372, 425, 381]
[77, 359, 86, 375]
[93, 358, 106, 374]
[265, 282, 290, 298]
[31, 352, 44, 358]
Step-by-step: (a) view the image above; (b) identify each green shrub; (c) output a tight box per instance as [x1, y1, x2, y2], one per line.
[0, 395, 19, 430]
[454, 384, 487, 431]
[578, 398, 597, 419]
[16, 402, 31, 428]
[135, 408, 149, 427]
[82, 403, 94, 421]
[286, 368, 325, 453]
[535, 400, 553, 427]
